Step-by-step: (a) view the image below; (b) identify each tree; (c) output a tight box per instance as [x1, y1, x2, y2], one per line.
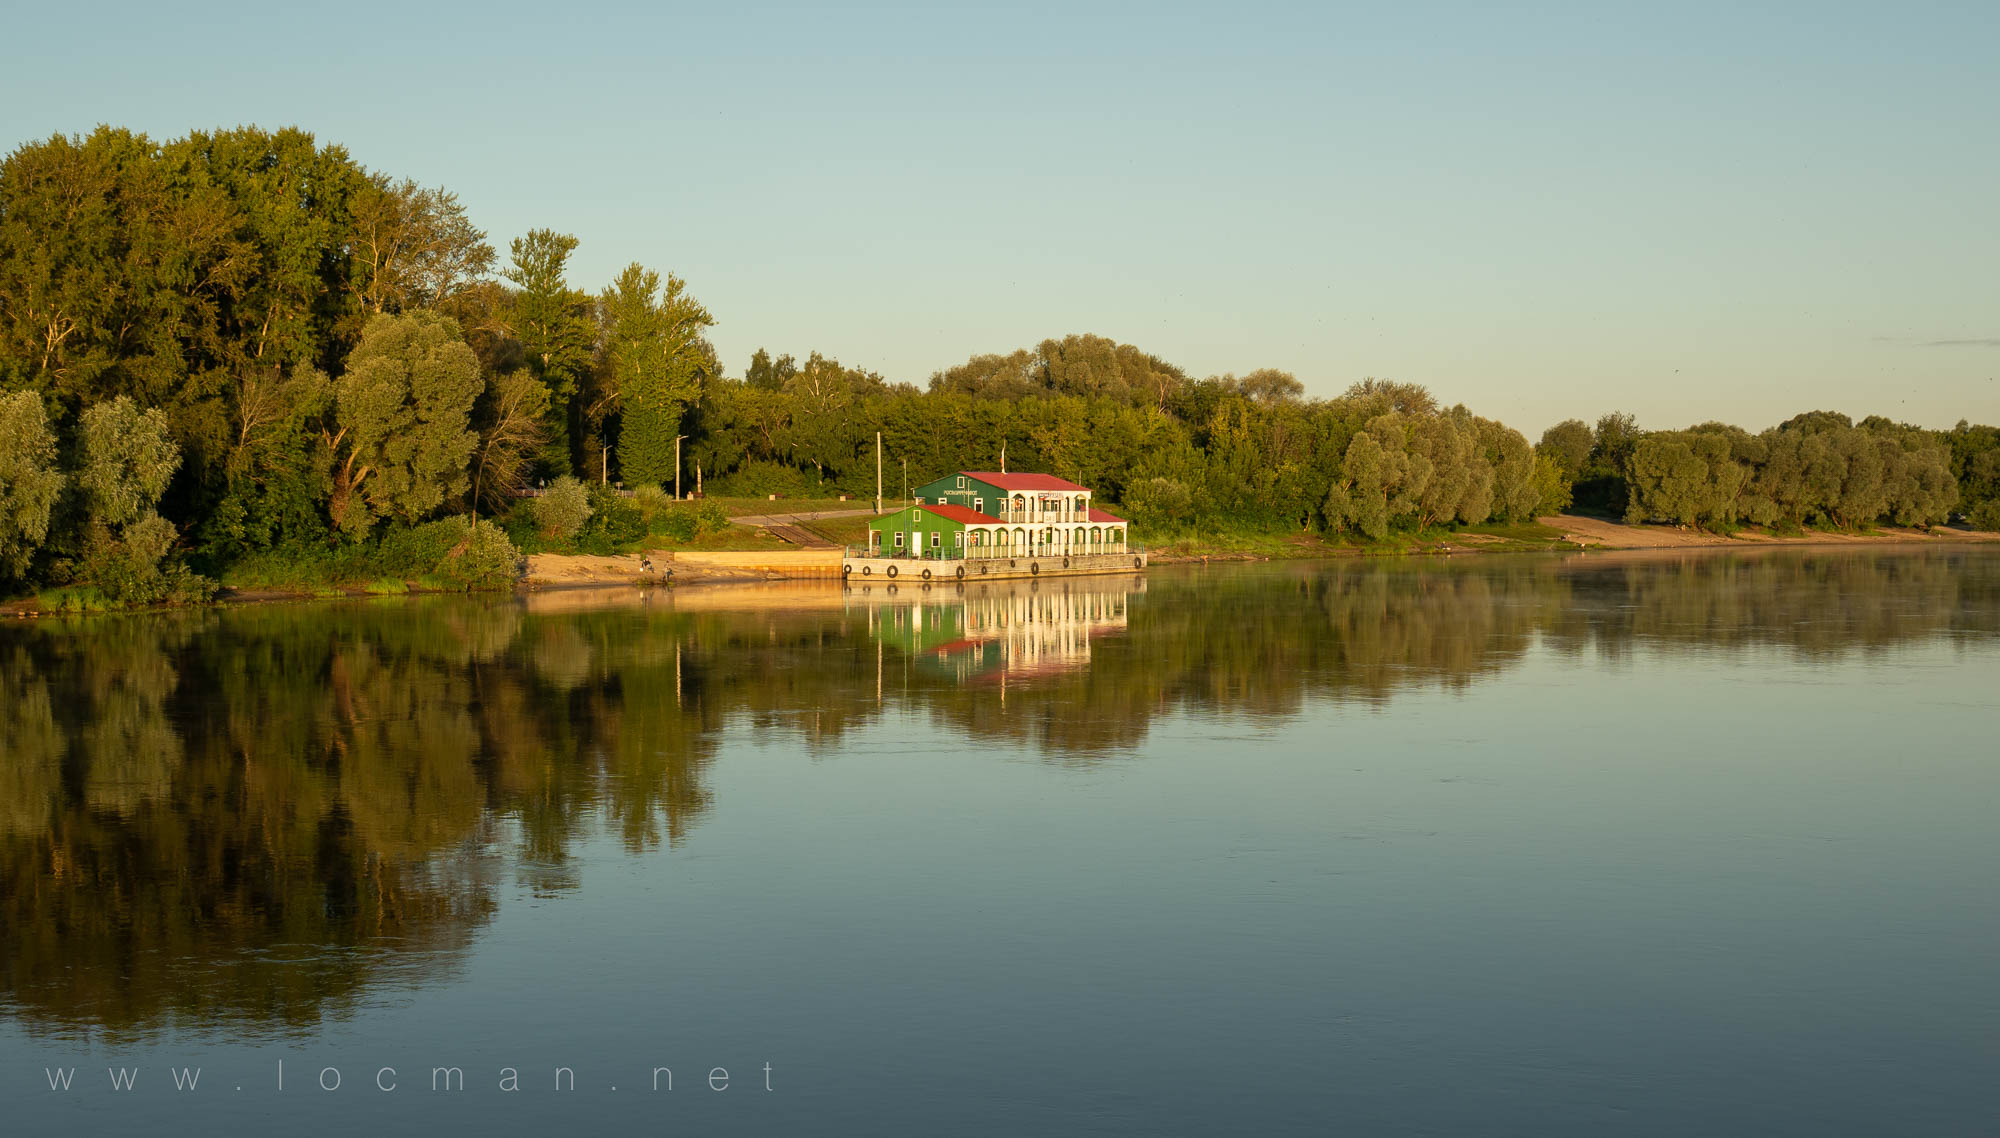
[1345, 378, 1437, 417]
[0, 392, 64, 580]
[598, 264, 714, 488]
[198, 365, 334, 560]
[328, 312, 482, 535]
[73, 396, 208, 602]
[1530, 452, 1572, 515]
[77, 396, 179, 525]
[1625, 430, 1748, 530]
[530, 475, 592, 539]
[504, 230, 593, 472]
[471, 371, 552, 514]
[1218, 368, 1305, 403]
[744, 348, 797, 391]
[1538, 419, 1593, 480]
[351, 175, 495, 314]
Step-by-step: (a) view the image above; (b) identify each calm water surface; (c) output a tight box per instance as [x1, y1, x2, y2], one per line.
[2, 549, 1997, 1136]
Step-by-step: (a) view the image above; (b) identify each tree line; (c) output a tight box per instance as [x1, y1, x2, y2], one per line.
[2, 125, 1997, 601]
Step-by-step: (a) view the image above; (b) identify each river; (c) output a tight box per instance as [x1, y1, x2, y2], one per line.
[2, 548, 1996, 1135]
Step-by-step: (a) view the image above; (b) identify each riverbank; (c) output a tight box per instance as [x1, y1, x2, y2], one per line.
[1143, 515, 2000, 562]
[6, 515, 1996, 616]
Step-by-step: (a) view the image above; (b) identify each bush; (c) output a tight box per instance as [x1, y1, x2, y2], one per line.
[82, 513, 217, 606]
[370, 520, 466, 578]
[369, 517, 520, 590]
[650, 501, 730, 542]
[531, 475, 592, 539]
[709, 459, 816, 499]
[1122, 477, 1193, 530]
[1970, 499, 2000, 532]
[576, 484, 646, 553]
[430, 518, 519, 590]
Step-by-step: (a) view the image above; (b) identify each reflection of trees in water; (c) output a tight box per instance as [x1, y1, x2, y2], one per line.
[0, 603, 719, 1040]
[890, 550, 1999, 754]
[1549, 550, 2000, 659]
[2, 548, 1993, 1037]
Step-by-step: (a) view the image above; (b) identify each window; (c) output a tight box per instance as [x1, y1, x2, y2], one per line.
[974, 497, 984, 514]
[914, 496, 924, 505]
[953, 532, 963, 547]
[956, 476, 966, 489]
[931, 532, 941, 548]
[894, 532, 904, 548]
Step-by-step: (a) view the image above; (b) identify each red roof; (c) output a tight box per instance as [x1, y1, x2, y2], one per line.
[1086, 508, 1126, 524]
[961, 471, 1090, 492]
[918, 502, 1003, 525]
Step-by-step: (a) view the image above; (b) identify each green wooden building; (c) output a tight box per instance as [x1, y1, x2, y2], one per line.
[866, 471, 1129, 560]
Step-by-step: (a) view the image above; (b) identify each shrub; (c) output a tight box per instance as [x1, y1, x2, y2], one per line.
[82, 513, 217, 605]
[531, 475, 593, 540]
[430, 518, 520, 590]
[650, 501, 730, 542]
[368, 517, 519, 590]
[710, 459, 815, 499]
[576, 484, 646, 553]
[1970, 499, 2000, 532]
[1122, 477, 1193, 529]
[371, 520, 466, 578]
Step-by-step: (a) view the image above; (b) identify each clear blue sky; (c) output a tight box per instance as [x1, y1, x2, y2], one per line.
[5, 1, 1995, 434]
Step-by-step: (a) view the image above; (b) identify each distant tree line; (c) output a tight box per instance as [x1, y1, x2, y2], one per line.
[1536, 411, 1986, 534]
[1, 124, 1995, 600]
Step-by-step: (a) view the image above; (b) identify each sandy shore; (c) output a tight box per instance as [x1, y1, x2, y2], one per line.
[1539, 515, 2000, 551]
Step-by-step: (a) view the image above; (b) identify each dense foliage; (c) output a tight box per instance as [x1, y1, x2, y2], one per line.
[0, 123, 1994, 602]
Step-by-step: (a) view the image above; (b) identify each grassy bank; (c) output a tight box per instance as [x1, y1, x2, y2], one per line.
[1145, 520, 1577, 561]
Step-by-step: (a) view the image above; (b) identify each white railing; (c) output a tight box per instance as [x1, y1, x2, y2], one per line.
[845, 544, 1136, 562]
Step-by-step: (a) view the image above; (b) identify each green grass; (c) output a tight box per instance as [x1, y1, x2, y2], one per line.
[363, 578, 409, 595]
[1143, 518, 1578, 560]
[799, 515, 874, 547]
[700, 494, 858, 518]
[34, 586, 119, 612]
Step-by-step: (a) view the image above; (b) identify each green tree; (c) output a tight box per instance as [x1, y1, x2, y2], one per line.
[72, 396, 209, 602]
[1538, 419, 1594, 480]
[351, 175, 495, 314]
[599, 264, 714, 488]
[329, 312, 482, 535]
[0, 392, 64, 580]
[531, 475, 592, 539]
[744, 348, 797, 391]
[470, 371, 552, 514]
[1530, 451, 1572, 515]
[199, 365, 334, 561]
[504, 230, 593, 472]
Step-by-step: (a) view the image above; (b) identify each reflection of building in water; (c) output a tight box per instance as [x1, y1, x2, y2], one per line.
[849, 578, 1141, 683]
